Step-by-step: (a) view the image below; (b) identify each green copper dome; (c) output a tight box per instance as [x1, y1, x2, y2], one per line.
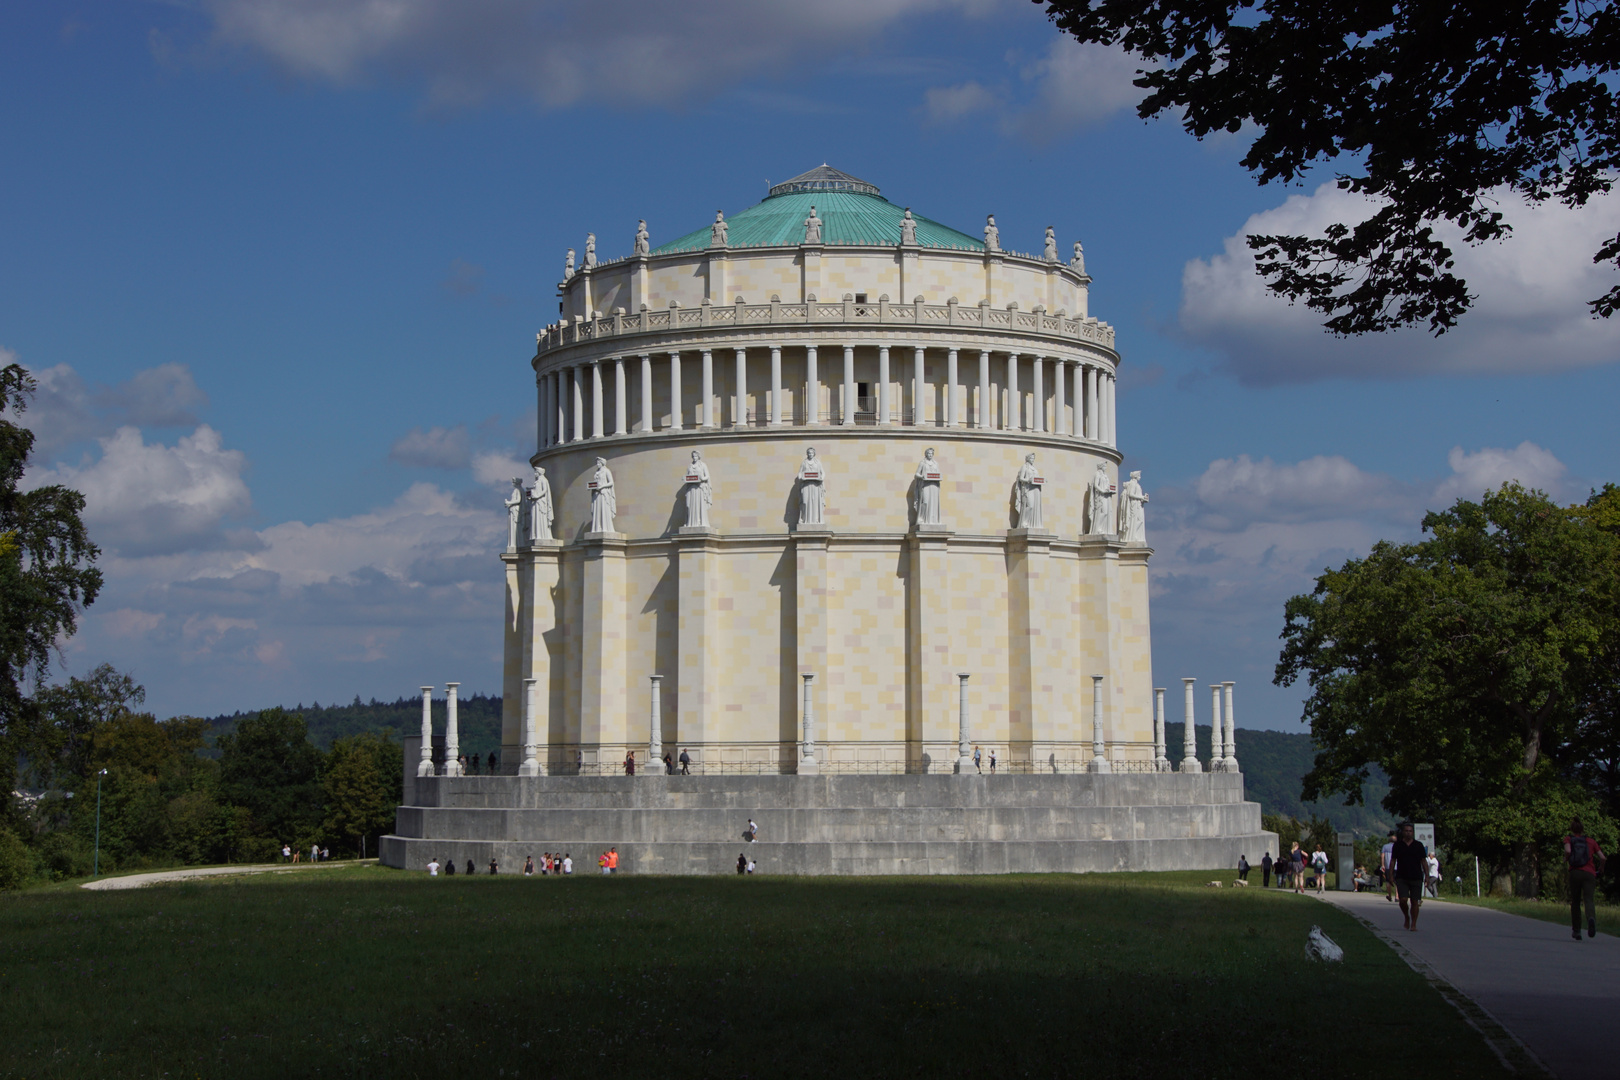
[651, 165, 985, 255]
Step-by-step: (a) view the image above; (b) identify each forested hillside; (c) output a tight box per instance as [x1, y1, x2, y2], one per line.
[205, 693, 504, 760]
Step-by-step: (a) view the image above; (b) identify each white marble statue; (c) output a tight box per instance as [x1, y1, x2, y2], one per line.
[900, 209, 917, 245]
[634, 219, 650, 256]
[1088, 462, 1116, 536]
[583, 233, 597, 269]
[564, 248, 575, 280]
[528, 465, 554, 543]
[505, 477, 525, 550]
[796, 447, 826, 526]
[1070, 241, 1085, 274]
[1044, 226, 1058, 262]
[914, 447, 942, 526]
[1015, 453, 1044, 530]
[683, 449, 712, 528]
[710, 211, 728, 248]
[983, 214, 1000, 252]
[1120, 469, 1149, 544]
[803, 206, 822, 244]
[589, 456, 616, 533]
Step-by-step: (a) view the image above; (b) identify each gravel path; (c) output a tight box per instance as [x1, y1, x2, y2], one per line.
[80, 861, 361, 890]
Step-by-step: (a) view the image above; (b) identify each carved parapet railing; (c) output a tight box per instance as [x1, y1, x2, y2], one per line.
[537, 297, 1115, 358]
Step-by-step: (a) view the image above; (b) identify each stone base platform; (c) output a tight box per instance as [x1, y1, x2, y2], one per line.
[380, 773, 1276, 876]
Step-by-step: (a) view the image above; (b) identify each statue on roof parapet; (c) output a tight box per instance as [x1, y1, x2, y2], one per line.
[583, 233, 597, 269]
[710, 211, 728, 248]
[564, 248, 575, 280]
[900, 209, 917, 246]
[803, 205, 823, 244]
[984, 215, 1000, 252]
[1044, 226, 1059, 262]
[634, 219, 650, 256]
[1071, 241, 1086, 274]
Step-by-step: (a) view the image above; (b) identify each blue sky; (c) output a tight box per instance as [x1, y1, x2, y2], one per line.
[7, 1, 1619, 729]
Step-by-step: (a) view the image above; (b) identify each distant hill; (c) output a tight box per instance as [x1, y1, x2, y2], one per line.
[202, 699, 1391, 834]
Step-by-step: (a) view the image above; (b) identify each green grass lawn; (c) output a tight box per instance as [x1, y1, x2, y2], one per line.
[1, 866, 1512, 1080]
[1431, 891, 1617, 932]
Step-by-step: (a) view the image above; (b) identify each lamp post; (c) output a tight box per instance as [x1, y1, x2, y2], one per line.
[93, 768, 108, 877]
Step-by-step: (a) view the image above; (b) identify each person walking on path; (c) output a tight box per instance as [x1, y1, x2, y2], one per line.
[607, 848, 618, 874]
[1381, 831, 1397, 901]
[973, 746, 982, 773]
[523, 855, 535, 876]
[624, 751, 636, 776]
[1289, 842, 1306, 894]
[1390, 821, 1429, 931]
[465, 858, 475, 875]
[562, 853, 572, 875]
[1261, 851, 1273, 888]
[1564, 818, 1607, 940]
[488, 858, 499, 875]
[1238, 854, 1250, 882]
[1312, 845, 1330, 894]
[989, 749, 997, 774]
[663, 753, 673, 775]
[428, 858, 440, 876]
[282, 844, 291, 862]
[599, 851, 609, 874]
[1425, 851, 1441, 899]
[737, 853, 747, 875]
[679, 748, 691, 775]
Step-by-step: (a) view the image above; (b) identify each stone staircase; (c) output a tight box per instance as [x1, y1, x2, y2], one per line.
[380, 773, 1275, 876]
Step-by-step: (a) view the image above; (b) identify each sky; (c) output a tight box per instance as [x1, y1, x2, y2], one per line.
[5, 1, 1618, 730]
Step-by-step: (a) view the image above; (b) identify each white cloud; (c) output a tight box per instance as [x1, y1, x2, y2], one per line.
[7, 358, 209, 459]
[30, 425, 252, 556]
[471, 449, 527, 486]
[198, 0, 992, 110]
[1179, 183, 1620, 384]
[1433, 441, 1568, 505]
[924, 39, 1143, 137]
[390, 424, 471, 469]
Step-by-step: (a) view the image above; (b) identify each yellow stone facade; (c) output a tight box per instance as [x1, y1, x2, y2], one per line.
[502, 186, 1153, 774]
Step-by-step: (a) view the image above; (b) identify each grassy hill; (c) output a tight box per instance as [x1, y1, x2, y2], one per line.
[203, 699, 1392, 834]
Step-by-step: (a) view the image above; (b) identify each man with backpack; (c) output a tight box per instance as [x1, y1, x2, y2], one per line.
[1564, 818, 1607, 941]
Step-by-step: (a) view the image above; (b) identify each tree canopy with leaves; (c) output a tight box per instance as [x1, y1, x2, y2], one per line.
[1041, 0, 1620, 336]
[1275, 484, 1620, 894]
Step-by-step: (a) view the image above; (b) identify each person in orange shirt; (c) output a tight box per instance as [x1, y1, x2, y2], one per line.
[607, 847, 619, 873]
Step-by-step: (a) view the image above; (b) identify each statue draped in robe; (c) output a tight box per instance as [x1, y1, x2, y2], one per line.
[589, 457, 616, 533]
[505, 478, 524, 551]
[1043, 226, 1058, 262]
[634, 219, 650, 256]
[684, 450, 712, 528]
[1015, 453, 1044, 530]
[710, 211, 728, 247]
[914, 448, 942, 526]
[803, 206, 822, 244]
[983, 214, 1000, 251]
[528, 465, 553, 542]
[1088, 462, 1115, 536]
[1120, 470, 1149, 544]
[583, 233, 596, 269]
[900, 209, 917, 245]
[796, 448, 826, 526]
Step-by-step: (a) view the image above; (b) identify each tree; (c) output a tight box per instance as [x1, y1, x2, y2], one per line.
[322, 732, 403, 856]
[0, 364, 102, 767]
[1040, 0, 1620, 335]
[1274, 484, 1620, 895]
[26, 664, 144, 789]
[216, 708, 324, 852]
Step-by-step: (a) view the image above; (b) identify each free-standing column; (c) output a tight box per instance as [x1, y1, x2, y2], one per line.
[842, 346, 856, 425]
[700, 349, 714, 428]
[877, 346, 890, 425]
[1055, 359, 1068, 435]
[669, 352, 683, 431]
[520, 677, 541, 776]
[1210, 684, 1225, 772]
[417, 686, 434, 777]
[947, 349, 960, 426]
[445, 682, 462, 776]
[1223, 681, 1238, 771]
[1154, 687, 1168, 771]
[912, 346, 925, 426]
[1180, 678, 1200, 772]
[554, 372, 566, 444]
[1085, 366, 1098, 440]
[647, 675, 663, 776]
[536, 376, 547, 452]
[613, 357, 627, 435]
[639, 355, 653, 432]
[1106, 373, 1116, 446]
[956, 673, 973, 774]
[1006, 352, 1020, 431]
[1031, 356, 1044, 433]
[770, 346, 783, 424]
[806, 345, 820, 424]
[799, 673, 819, 775]
[734, 348, 748, 427]
[590, 361, 604, 438]
[978, 351, 990, 429]
[570, 367, 584, 442]
[1088, 675, 1110, 772]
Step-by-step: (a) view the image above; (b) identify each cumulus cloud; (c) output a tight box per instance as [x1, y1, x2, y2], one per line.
[1433, 441, 1568, 505]
[196, 0, 993, 110]
[8, 358, 209, 459]
[1179, 184, 1620, 384]
[924, 39, 1144, 138]
[471, 449, 528, 486]
[390, 424, 471, 469]
[30, 425, 253, 557]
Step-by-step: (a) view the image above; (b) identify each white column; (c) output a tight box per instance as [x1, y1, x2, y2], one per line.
[519, 677, 541, 776]
[947, 348, 960, 427]
[1032, 356, 1044, 433]
[799, 673, 819, 774]
[669, 352, 683, 431]
[701, 349, 714, 428]
[877, 346, 890, 425]
[770, 346, 783, 424]
[613, 357, 627, 435]
[1085, 366, 1098, 440]
[734, 347, 748, 427]
[912, 345, 925, 426]
[445, 682, 462, 776]
[842, 345, 855, 425]
[1181, 678, 1200, 772]
[570, 367, 584, 442]
[978, 351, 990, 429]
[590, 361, 604, 438]
[956, 672, 973, 775]
[417, 685, 434, 777]
[554, 372, 566, 445]
[639, 355, 653, 432]
[1088, 675, 1110, 772]
[1006, 352, 1020, 431]
[806, 345, 820, 424]
[1106, 372, 1117, 446]
[647, 675, 663, 776]
[1154, 687, 1168, 771]
[1223, 681, 1238, 771]
[536, 376, 547, 453]
[1210, 684, 1225, 772]
[1055, 359, 1068, 436]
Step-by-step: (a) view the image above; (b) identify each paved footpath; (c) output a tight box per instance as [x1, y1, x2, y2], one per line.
[1318, 889, 1618, 1079]
[80, 861, 358, 891]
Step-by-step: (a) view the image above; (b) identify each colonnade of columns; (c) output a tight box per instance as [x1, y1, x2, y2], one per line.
[1174, 677, 1239, 773]
[535, 345, 1118, 450]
